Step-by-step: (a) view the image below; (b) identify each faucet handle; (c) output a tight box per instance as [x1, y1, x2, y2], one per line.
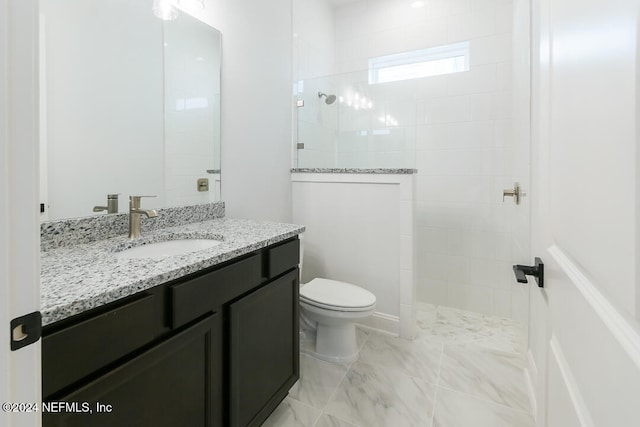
[129, 195, 157, 209]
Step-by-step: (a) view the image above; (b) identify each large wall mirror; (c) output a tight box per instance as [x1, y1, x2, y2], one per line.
[39, 0, 221, 221]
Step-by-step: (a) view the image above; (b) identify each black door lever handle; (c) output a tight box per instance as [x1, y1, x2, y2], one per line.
[513, 257, 544, 288]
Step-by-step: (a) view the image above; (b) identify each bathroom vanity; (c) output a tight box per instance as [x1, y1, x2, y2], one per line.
[40, 212, 303, 427]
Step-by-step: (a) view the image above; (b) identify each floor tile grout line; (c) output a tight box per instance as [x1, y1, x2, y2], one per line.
[280, 305, 529, 426]
[429, 342, 445, 427]
[316, 331, 370, 424]
[436, 383, 535, 416]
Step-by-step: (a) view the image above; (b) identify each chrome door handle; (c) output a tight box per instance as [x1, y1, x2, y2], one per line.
[503, 182, 522, 205]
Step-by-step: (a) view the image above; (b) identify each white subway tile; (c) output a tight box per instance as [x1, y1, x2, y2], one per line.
[470, 257, 512, 289]
[405, 21, 448, 50]
[416, 278, 448, 305]
[447, 229, 474, 257]
[495, 3, 514, 33]
[493, 290, 512, 318]
[399, 175, 415, 201]
[447, 10, 496, 43]
[400, 235, 414, 270]
[448, 121, 495, 149]
[446, 284, 494, 315]
[417, 226, 449, 255]
[399, 200, 414, 236]
[491, 91, 514, 119]
[420, 251, 449, 281]
[446, 254, 472, 284]
[399, 304, 416, 339]
[470, 93, 493, 121]
[447, 64, 497, 96]
[424, 95, 471, 124]
[494, 118, 514, 147]
[416, 74, 449, 98]
[470, 33, 513, 65]
[368, 28, 407, 57]
[442, 0, 472, 16]
[400, 268, 415, 305]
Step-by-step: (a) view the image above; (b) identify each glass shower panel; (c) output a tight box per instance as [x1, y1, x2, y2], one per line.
[296, 70, 416, 169]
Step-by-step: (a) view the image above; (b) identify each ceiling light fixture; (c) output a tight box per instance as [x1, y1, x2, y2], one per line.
[153, 0, 205, 21]
[153, 0, 179, 20]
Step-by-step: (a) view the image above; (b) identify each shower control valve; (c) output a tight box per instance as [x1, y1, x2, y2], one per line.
[503, 182, 522, 205]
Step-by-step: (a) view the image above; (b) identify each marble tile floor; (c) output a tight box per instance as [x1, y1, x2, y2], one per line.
[262, 303, 535, 427]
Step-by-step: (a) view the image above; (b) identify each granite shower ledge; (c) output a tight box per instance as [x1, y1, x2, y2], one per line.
[41, 218, 305, 326]
[291, 168, 417, 174]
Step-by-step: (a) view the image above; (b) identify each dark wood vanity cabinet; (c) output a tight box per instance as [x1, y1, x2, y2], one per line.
[229, 270, 299, 427]
[42, 237, 300, 427]
[43, 314, 222, 427]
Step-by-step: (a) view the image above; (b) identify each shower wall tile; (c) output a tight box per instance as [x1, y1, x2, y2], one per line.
[447, 9, 497, 42]
[298, 0, 521, 320]
[418, 278, 448, 306]
[496, 3, 515, 33]
[400, 268, 414, 306]
[447, 63, 498, 96]
[494, 118, 514, 147]
[470, 34, 513, 66]
[423, 95, 472, 124]
[405, 21, 448, 51]
[447, 284, 495, 315]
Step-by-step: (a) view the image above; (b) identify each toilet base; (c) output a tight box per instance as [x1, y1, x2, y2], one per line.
[310, 322, 359, 364]
[299, 293, 375, 365]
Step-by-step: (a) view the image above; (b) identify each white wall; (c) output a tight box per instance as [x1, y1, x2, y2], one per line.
[332, 0, 519, 318]
[191, 0, 294, 222]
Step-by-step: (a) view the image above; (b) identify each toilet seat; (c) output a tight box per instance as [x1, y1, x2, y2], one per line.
[300, 278, 376, 312]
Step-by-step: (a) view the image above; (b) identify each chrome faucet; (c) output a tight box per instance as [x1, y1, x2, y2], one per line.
[129, 196, 158, 239]
[93, 194, 120, 214]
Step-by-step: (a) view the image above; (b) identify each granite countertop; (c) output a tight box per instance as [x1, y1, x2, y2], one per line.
[291, 168, 417, 174]
[41, 218, 305, 326]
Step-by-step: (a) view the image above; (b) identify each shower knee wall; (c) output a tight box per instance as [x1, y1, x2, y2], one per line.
[292, 172, 416, 338]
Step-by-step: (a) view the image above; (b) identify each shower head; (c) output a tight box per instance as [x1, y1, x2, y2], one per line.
[318, 91, 337, 105]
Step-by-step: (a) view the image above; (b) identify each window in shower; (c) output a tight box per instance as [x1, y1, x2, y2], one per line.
[368, 41, 470, 84]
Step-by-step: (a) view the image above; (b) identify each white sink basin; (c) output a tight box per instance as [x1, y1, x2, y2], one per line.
[115, 239, 222, 259]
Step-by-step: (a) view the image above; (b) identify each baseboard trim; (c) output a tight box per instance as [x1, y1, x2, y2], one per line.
[357, 311, 400, 336]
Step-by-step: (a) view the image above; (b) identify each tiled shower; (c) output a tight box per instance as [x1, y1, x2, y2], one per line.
[293, 0, 528, 322]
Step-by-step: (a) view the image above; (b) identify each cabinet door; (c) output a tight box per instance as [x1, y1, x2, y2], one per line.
[43, 314, 222, 427]
[229, 269, 300, 427]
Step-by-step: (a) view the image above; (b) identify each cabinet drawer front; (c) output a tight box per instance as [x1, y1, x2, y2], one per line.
[42, 294, 156, 398]
[266, 238, 299, 279]
[171, 254, 262, 328]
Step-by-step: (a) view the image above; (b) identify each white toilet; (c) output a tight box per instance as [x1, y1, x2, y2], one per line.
[299, 238, 376, 364]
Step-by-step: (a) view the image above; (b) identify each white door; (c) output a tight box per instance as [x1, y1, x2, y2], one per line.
[0, 1, 42, 426]
[530, 0, 640, 425]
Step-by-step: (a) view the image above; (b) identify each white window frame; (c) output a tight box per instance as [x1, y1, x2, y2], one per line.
[368, 41, 470, 84]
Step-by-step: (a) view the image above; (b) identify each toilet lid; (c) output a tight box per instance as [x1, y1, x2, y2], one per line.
[300, 278, 376, 311]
